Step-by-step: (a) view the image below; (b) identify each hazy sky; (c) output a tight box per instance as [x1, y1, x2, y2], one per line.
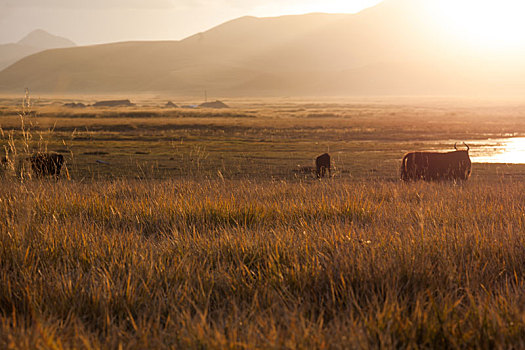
[0, 0, 383, 45]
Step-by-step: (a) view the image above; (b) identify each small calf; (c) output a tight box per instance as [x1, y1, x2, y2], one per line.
[315, 153, 331, 178]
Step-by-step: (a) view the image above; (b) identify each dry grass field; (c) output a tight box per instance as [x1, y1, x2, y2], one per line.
[1, 95, 525, 180]
[1, 95, 525, 348]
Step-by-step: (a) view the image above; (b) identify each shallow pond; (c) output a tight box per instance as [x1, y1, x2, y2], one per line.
[467, 137, 525, 164]
[409, 137, 525, 164]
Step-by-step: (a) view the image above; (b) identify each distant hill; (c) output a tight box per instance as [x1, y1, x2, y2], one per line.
[0, 30, 75, 71]
[1, 0, 525, 96]
[17, 29, 75, 50]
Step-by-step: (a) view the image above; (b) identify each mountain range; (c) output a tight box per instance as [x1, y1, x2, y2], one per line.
[1, 0, 524, 96]
[0, 30, 75, 71]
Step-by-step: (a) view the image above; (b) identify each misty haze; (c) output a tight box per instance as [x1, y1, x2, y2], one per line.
[1, 0, 525, 348]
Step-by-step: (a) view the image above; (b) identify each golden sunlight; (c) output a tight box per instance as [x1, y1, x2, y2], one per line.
[309, 0, 382, 13]
[426, 0, 525, 50]
[259, 0, 383, 16]
[472, 137, 525, 164]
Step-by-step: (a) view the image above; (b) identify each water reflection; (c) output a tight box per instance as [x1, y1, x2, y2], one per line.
[469, 137, 525, 164]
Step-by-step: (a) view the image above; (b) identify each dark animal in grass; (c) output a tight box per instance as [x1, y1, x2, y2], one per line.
[315, 153, 331, 178]
[401, 143, 471, 181]
[30, 152, 64, 177]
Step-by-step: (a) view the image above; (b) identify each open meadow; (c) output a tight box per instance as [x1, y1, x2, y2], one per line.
[1, 96, 525, 348]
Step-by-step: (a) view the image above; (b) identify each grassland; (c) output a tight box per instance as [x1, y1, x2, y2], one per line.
[1, 96, 525, 180]
[1, 96, 525, 348]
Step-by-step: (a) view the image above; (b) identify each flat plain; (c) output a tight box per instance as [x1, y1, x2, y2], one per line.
[1, 96, 525, 348]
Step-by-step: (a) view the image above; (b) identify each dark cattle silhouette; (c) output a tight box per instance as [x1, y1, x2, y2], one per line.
[29, 152, 64, 177]
[315, 153, 331, 178]
[401, 143, 471, 181]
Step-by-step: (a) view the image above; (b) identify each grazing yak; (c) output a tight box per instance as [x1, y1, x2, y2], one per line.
[29, 152, 64, 177]
[401, 143, 471, 181]
[315, 153, 331, 178]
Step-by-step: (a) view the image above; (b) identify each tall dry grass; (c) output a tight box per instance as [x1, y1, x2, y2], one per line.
[0, 90, 72, 180]
[1, 177, 525, 348]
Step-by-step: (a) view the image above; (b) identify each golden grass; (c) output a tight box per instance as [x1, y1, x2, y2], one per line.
[1, 96, 525, 347]
[1, 177, 525, 348]
[2, 96, 525, 182]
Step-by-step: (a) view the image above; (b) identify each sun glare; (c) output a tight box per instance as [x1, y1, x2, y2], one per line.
[253, 0, 383, 17]
[470, 137, 525, 164]
[426, 0, 525, 51]
[274, 0, 525, 52]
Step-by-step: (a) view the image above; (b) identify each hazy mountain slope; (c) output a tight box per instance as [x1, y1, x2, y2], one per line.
[0, 44, 39, 71]
[0, 13, 352, 94]
[0, 0, 524, 95]
[0, 29, 75, 71]
[17, 29, 75, 50]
